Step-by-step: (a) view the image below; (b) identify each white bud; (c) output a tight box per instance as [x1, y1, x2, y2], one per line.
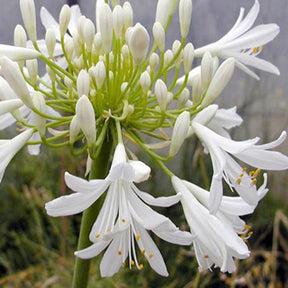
[167, 91, 174, 106]
[121, 44, 130, 60]
[129, 23, 150, 65]
[156, 0, 179, 29]
[14, 25, 27, 48]
[69, 115, 81, 144]
[153, 22, 165, 52]
[172, 40, 182, 67]
[93, 32, 103, 53]
[99, 4, 113, 53]
[59, 5, 71, 37]
[109, 71, 114, 80]
[192, 74, 202, 104]
[77, 70, 90, 97]
[84, 19, 95, 51]
[20, 0, 37, 42]
[149, 53, 159, 71]
[91, 61, 106, 89]
[32, 92, 46, 136]
[0, 56, 33, 109]
[183, 42, 194, 74]
[113, 5, 124, 38]
[0, 45, 40, 61]
[75, 95, 96, 146]
[169, 111, 190, 157]
[123, 1, 133, 29]
[129, 160, 151, 183]
[192, 104, 218, 126]
[212, 57, 219, 76]
[46, 65, 56, 82]
[0, 99, 23, 116]
[179, 0, 192, 38]
[77, 16, 86, 43]
[201, 51, 214, 91]
[26, 59, 38, 85]
[64, 76, 74, 91]
[121, 82, 129, 93]
[140, 71, 151, 93]
[96, 0, 105, 32]
[64, 38, 75, 60]
[177, 88, 190, 109]
[202, 58, 235, 107]
[155, 79, 168, 111]
[164, 49, 173, 68]
[45, 29, 56, 58]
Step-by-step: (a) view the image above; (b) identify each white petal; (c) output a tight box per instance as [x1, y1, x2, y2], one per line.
[40, 7, 61, 41]
[107, 163, 135, 182]
[65, 172, 109, 193]
[255, 131, 286, 150]
[235, 60, 260, 80]
[75, 241, 110, 259]
[69, 5, 82, 34]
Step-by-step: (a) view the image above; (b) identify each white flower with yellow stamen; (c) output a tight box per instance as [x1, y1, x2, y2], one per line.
[194, 0, 280, 79]
[45, 143, 192, 277]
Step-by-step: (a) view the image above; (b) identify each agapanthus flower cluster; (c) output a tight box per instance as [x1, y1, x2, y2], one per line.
[0, 0, 287, 279]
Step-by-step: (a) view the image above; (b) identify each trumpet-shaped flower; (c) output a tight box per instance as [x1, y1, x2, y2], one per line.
[0, 129, 33, 183]
[191, 105, 288, 213]
[194, 0, 280, 79]
[172, 176, 251, 273]
[45, 144, 192, 277]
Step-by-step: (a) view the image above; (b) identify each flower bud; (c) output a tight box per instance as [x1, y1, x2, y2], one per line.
[32, 92, 46, 136]
[64, 76, 74, 91]
[14, 25, 27, 48]
[129, 160, 151, 183]
[45, 28, 56, 58]
[46, 65, 56, 82]
[59, 5, 71, 37]
[26, 59, 38, 85]
[93, 32, 103, 54]
[192, 104, 218, 126]
[149, 52, 159, 71]
[201, 51, 214, 91]
[177, 88, 190, 109]
[129, 23, 150, 65]
[90, 61, 106, 89]
[179, 0, 192, 38]
[164, 49, 173, 68]
[113, 5, 124, 38]
[183, 42, 194, 74]
[75, 95, 96, 146]
[121, 44, 130, 60]
[202, 58, 235, 107]
[99, 4, 113, 53]
[64, 38, 74, 60]
[153, 22, 165, 52]
[84, 19, 95, 51]
[169, 111, 190, 157]
[140, 71, 151, 94]
[123, 1, 133, 29]
[77, 70, 90, 97]
[156, 0, 179, 29]
[77, 16, 86, 43]
[155, 79, 168, 111]
[69, 115, 81, 144]
[96, 0, 105, 32]
[0, 99, 23, 116]
[0, 56, 34, 109]
[172, 40, 182, 67]
[192, 73, 202, 103]
[0, 45, 40, 61]
[20, 0, 37, 42]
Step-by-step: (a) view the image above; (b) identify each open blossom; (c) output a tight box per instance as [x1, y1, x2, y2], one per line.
[46, 144, 192, 277]
[190, 105, 288, 214]
[194, 0, 279, 79]
[172, 176, 251, 273]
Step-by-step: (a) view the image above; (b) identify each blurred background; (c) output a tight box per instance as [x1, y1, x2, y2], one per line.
[0, 0, 287, 287]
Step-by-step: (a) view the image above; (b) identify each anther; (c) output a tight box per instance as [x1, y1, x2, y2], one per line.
[121, 218, 126, 223]
[236, 177, 242, 185]
[242, 167, 247, 172]
[250, 178, 257, 185]
[139, 264, 144, 270]
[96, 234, 100, 238]
[149, 254, 154, 258]
[130, 260, 135, 266]
[136, 235, 140, 241]
[118, 250, 122, 255]
[204, 255, 209, 259]
[141, 249, 145, 255]
[253, 168, 261, 178]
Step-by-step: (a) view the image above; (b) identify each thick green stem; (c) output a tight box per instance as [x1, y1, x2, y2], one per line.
[71, 137, 113, 288]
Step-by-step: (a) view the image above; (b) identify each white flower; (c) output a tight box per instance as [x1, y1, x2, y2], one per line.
[172, 176, 251, 273]
[0, 129, 33, 182]
[191, 105, 288, 213]
[194, 0, 280, 79]
[45, 143, 192, 277]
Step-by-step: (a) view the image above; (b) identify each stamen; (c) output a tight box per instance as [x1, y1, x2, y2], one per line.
[96, 234, 100, 238]
[242, 167, 247, 172]
[204, 255, 209, 259]
[122, 218, 126, 223]
[122, 261, 126, 266]
[139, 264, 144, 270]
[148, 254, 154, 258]
[141, 249, 145, 255]
[136, 235, 140, 241]
[244, 224, 252, 230]
[130, 260, 135, 266]
[253, 168, 261, 178]
[236, 177, 242, 185]
[250, 178, 257, 185]
[249, 170, 255, 176]
[118, 250, 122, 255]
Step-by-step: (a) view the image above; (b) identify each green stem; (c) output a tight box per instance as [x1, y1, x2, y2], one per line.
[71, 137, 113, 288]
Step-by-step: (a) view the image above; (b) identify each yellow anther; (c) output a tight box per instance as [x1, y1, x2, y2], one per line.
[244, 224, 252, 230]
[96, 234, 100, 238]
[249, 170, 255, 176]
[122, 261, 126, 266]
[248, 231, 253, 237]
[118, 250, 122, 255]
[121, 218, 126, 223]
[136, 235, 140, 241]
[252, 46, 263, 54]
[130, 260, 135, 266]
[149, 254, 154, 258]
[240, 173, 244, 177]
[253, 168, 261, 178]
[139, 264, 144, 270]
[204, 255, 209, 259]
[242, 167, 247, 172]
[236, 177, 242, 185]
[141, 249, 145, 255]
[251, 178, 257, 185]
